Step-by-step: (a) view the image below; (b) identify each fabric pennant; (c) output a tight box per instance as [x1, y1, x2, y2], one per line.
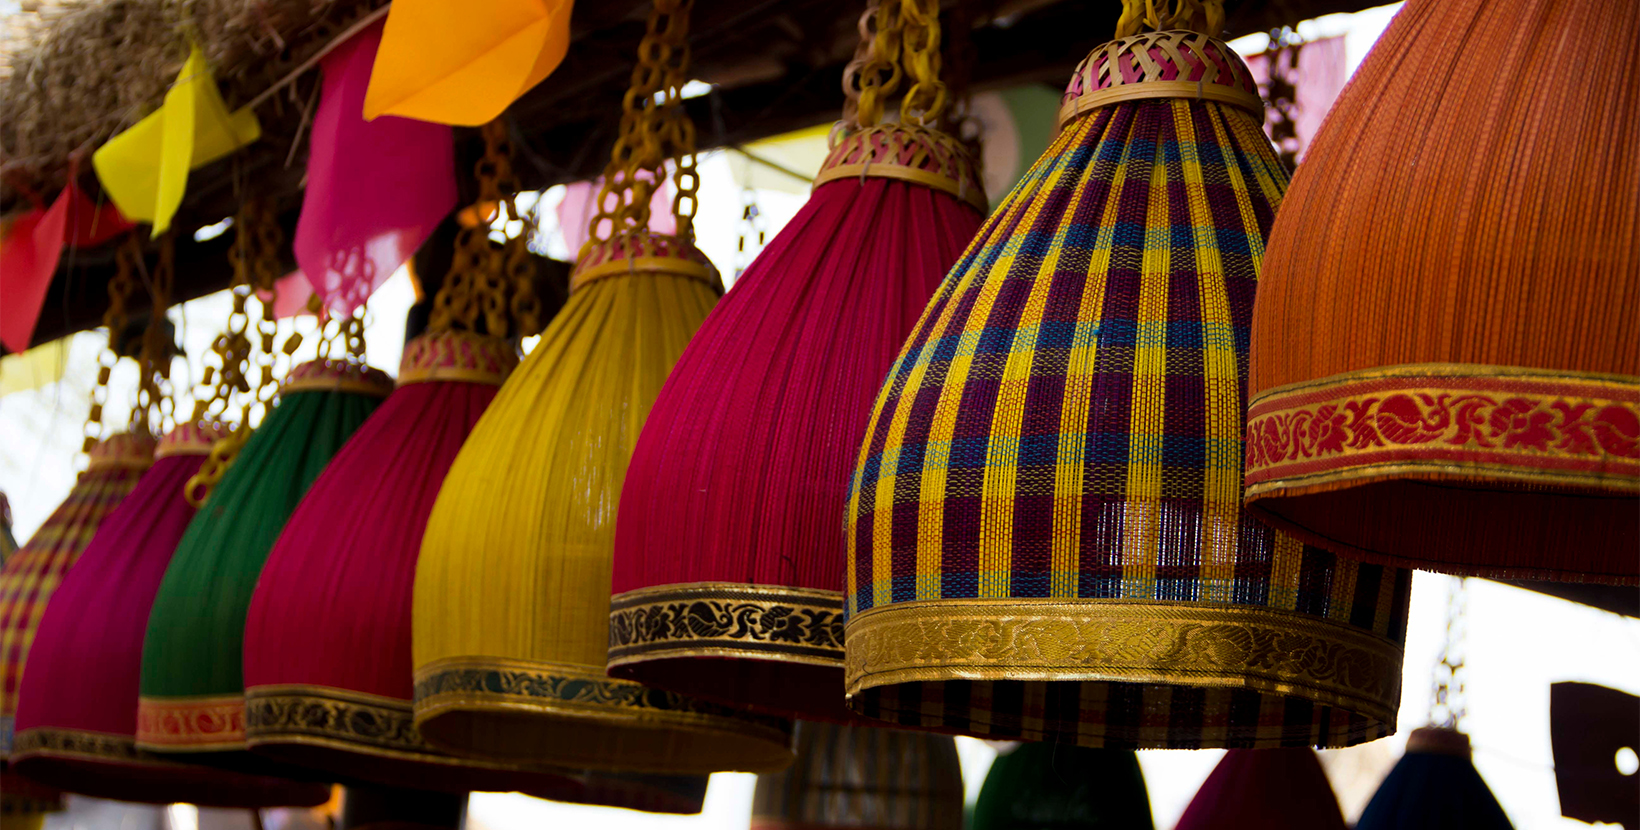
[93, 45, 261, 235]
[0, 180, 133, 353]
[363, 0, 574, 125]
[295, 20, 455, 314]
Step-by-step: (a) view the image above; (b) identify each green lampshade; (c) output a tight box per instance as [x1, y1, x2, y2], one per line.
[972, 743, 1154, 830]
[137, 360, 391, 768]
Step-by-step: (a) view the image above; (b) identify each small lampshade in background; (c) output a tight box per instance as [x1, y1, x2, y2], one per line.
[751, 721, 965, 830]
[1241, 0, 1639, 584]
[138, 360, 391, 769]
[1355, 727, 1513, 830]
[971, 743, 1154, 830]
[842, 25, 1411, 747]
[12, 423, 329, 806]
[1174, 748, 1346, 830]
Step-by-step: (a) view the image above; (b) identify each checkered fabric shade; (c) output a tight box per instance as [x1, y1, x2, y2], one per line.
[842, 32, 1412, 749]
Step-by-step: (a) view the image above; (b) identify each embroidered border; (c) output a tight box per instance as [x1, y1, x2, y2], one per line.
[11, 727, 188, 767]
[134, 695, 245, 751]
[245, 686, 436, 760]
[1245, 363, 1640, 497]
[843, 598, 1403, 726]
[608, 583, 845, 668]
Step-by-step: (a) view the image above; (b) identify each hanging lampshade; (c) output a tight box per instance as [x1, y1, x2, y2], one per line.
[1241, 0, 1639, 583]
[971, 743, 1153, 830]
[841, 14, 1412, 748]
[409, 0, 793, 775]
[242, 327, 706, 812]
[751, 721, 964, 830]
[10, 424, 329, 806]
[137, 359, 391, 765]
[609, 0, 986, 723]
[1356, 728, 1513, 830]
[1174, 749, 1345, 830]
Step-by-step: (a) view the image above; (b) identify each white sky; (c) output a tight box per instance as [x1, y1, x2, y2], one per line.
[12, 4, 1640, 828]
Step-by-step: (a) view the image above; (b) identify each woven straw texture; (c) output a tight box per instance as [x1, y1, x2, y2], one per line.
[750, 720, 964, 830]
[971, 743, 1154, 830]
[413, 256, 795, 775]
[12, 433, 327, 807]
[610, 164, 983, 723]
[844, 75, 1411, 748]
[0, 434, 151, 757]
[1174, 748, 1346, 830]
[138, 372, 386, 764]
[1241, 0, 1639, 584]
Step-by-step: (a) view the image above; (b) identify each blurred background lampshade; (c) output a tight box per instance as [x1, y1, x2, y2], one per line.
[138, 360, 392, 765]
[1174, 748, 1346, 830]
[750, 720, 964, 830]
[971, 743, 1154, 830]
[242, 331, 706, 813]
[0, 493, 15, 563]
[610, 123, 987, 722]
[1355, 727, 1513, 830]
[412, 231, 794, 774]
[842, 26, 1412, 748]
[10, 424, 329, 806]
[2, 432, 153, 754]
[1242, 0, 1639, 584]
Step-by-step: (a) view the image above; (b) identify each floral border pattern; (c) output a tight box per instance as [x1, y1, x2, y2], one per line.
[608, 584, 845, 665]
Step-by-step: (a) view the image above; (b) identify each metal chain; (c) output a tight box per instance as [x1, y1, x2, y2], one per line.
[84, 233, 141, 452]
[1429, 576, 1470, 730]
[130, 232, 176, 438]
[1116, 0, 1225, 39]
[842, 1, 902, 130]
[897, 0, 947, 126]
[587, 0, 698, 251]
[431, 119, 542, 338]
[733, 187, 767, 280]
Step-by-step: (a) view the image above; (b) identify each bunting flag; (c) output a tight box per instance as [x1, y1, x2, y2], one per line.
[93, 46, 261, 235]
[0, 179, 132, 353]
[363, 0, 575, 126]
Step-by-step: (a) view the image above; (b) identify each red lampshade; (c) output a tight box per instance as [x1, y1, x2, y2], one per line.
[242, 331, 706, 813]
[11, 424, 329, 806]
[1174, 748, 1346, 830]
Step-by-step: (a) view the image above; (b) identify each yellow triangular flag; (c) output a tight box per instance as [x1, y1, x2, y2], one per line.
[363, 0, 574, 126]
[93, 46, 261, 236]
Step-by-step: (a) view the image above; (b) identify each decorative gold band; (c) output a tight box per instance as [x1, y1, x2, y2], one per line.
[1245, 363, 1640, 499]
[281, 378, 395, 397]
[1057, 81, 1265, 128]
[569, 256, 719, 294]
[607, 583, 845, 669]
[812, 164, 987, 214]
[843, 598, 1403, 725]
[10, 727, 191, 768]
[134, 695, 246, 752]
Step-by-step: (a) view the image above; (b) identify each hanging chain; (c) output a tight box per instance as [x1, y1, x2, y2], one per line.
[897, 0, 947, 127]
[842, 1, 902, 130]
[1429, 576, 1470, 730]
[586, 0, 698, 252]
[733, 187, 767, 280]
[431, 120, 542, 338]
[1116, 0, 1225, 39]
[130, 232, 177, 438]
[1263, 27, 1303, 170]
[84, 233, 141, 452]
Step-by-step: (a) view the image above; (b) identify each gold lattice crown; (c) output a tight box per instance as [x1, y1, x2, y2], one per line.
[569, 230, 721, 294]
[280, 359, 395, 398]
[1059, 29, 1263, 128]
[156, 422, 234, 458]
[812, 123, 988, 214]
[398, 330, 520, 388]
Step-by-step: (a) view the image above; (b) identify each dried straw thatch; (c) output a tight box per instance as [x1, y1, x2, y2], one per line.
[0, 0, 384, 207]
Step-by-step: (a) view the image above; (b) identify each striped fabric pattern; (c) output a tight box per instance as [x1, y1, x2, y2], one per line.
[844, 94, 1412, 748]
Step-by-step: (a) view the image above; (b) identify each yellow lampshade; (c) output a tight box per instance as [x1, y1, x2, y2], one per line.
[412, 232, 795, 774]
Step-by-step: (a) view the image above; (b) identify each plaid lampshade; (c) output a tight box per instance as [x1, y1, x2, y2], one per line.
[11, 424, 328, 806]
[242, 331, 707, 813]
[1174, 749, 1346, 830]
[843, 30, 1411, 748]
[609, 125, 985, 723]
[971, 743, 1154, 830]
[1242, 0, 1639, 583]
[751, 720, 965, 830]
[138, 360, 392, 772]
[413, 232, 795, 775]
[1355, 728, 1513, 830]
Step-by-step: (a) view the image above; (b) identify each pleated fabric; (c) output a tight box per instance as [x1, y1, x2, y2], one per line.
[414, 235, 795, 774]
[970, 743, 1154, 830]
[1242, 0, 1640, 583]
[751, 719, 963, 830]
[1, 433, 153, 754]
[138, 360, 391, 766]
[1355, 728, 1513, 830]
[1174, 748, 1346, 830]
[11, 424, 329, 807]
[843, 33, 1411, 749]
[611, 131, 986, 723]
[242, 332, 706, 813]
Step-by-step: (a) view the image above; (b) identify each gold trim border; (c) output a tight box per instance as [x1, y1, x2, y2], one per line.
[812, 164, 987, 214]
[570, 256, 719, 294]
[134, 694, 246, 752]
[11, 727, 192, 769]
[843, 599, 1402, 726]
[608, 583, 845, 669]
[1057, 81, 1264, 127]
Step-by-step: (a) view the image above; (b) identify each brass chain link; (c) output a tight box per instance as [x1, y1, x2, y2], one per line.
[897, 0, 947, 127]
[83, 232, 141, 453]
[130, 232, 176, 438]
[1116, 0, 1225, 39]
[842, 1, 902, 130]
[586, 0, 699, 252]
[431, 119, 542, 339]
